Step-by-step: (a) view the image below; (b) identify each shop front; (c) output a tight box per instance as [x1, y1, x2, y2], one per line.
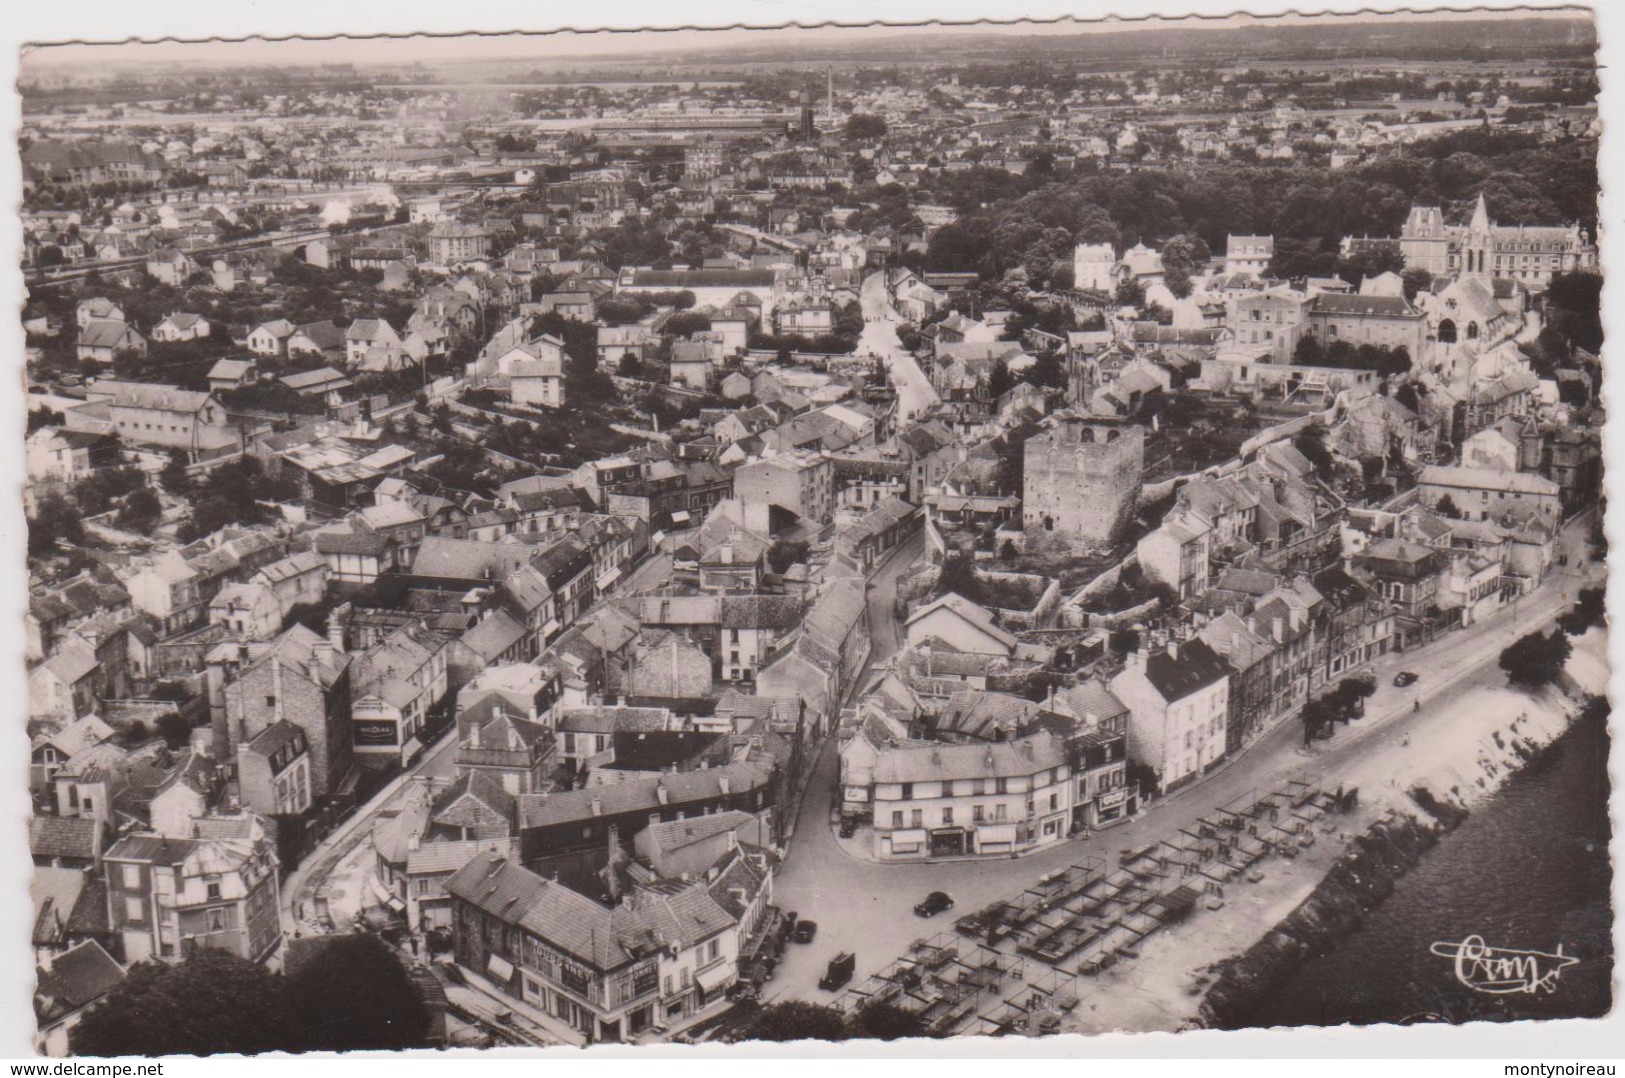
[974, 822, 1017, 855]
[928, 826, 967, 857]
[881, 828, 928, 860]
[1092, 786, 1136, 827]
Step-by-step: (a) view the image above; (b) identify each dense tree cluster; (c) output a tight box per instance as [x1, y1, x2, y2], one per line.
[1558, 587, 1606, 636]
[1292, 337, 1412, 376]
[178, 457, 301, 542]
[1499, 628, 1573, 689]
[732, 999, 932, 1043]
[71, 939, 430, 1057]
[1300, 674, 1378, 745]
[923, 133, 1596, 289]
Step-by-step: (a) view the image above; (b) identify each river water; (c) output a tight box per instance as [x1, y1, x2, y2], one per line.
[1237, 710, 1614, 1029]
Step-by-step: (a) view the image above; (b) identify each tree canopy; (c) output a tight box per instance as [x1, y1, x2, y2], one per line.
[1499, 628, 1572, 689]
[1558, 587, 1606, 636]
[71, 950, 300, 1057]
[28, 493, 85, 558]
[921, 135, 1596, 288]
[737, 1001, 848, 1042]
[844, 113, 888, 140]
[72, 940, 435, 1056]
[285, 935, 431, 1052]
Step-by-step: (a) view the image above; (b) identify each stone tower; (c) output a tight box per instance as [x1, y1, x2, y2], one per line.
[1023, 417, 1145, 555]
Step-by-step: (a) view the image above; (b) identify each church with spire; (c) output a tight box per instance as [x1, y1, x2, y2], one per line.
[1393, 193, 1596, 288]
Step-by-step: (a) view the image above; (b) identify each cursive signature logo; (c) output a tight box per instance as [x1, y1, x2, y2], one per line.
[1429, 935, 1579, 995]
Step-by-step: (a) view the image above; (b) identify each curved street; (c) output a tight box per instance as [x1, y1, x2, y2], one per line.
[860, 270, 939, 423]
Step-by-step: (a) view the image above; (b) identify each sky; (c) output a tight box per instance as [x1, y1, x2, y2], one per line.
[20, 7, 1593, 74]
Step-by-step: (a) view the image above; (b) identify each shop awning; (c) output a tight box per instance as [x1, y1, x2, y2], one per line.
[977, 823, 1018, 843]
[487, 954, 515, 982]
[696, 963, 734, 993]
[669, 510, 692, 525]
[596, 567, 622, 591]
[889, 829, 928, 845]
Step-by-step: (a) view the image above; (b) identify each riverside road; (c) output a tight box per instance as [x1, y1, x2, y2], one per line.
[763, 513, 1601, 1004]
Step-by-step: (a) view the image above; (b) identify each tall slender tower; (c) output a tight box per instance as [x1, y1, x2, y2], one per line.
[826, 65, 835, 124]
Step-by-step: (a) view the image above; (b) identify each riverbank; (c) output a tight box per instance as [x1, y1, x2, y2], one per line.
[1196, 627, 1610, 1031]
[1052, 627, 1608, 1038]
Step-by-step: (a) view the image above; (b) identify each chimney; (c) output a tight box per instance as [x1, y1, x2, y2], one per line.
[656, 782, 670, 805]
[719, 775, 731, 796]
[590, 797, 603, 817]
[327, 603, 350, 654]
[1165, 639, 1179, 663]
[1272, 617, 1285, 643]
[604, 824, 622, 902]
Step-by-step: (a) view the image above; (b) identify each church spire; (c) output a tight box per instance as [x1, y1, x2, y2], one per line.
[1470, 192, 1490, 234]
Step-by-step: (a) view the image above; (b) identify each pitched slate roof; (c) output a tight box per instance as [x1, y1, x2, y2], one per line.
[31, 866, 88, 944]
[411, 537, 535, 582]
[935, 690, 1040, 741]
[29, 816, 101, 862]
[872, 730, 1068, 784]
[461, 609, 528, 662]
[718, 594, 803, 630]
[518, 760, 768, 830]
[1308, 293, 1419, 318]
[79, 320, 143, 349]
[1418, 465, 1560, 497]
[432, 770, 517, 831]
[905, 592, 1018, 652]
[640, 810, 760, 856]
[32, 714, 116, 759]
[1052, 680, 1129, 725]
[34, 940, 125, 1025]
[407, 837, 520, 877]
[1141, 638, 1231, 703]
[446, 851, 735, 971]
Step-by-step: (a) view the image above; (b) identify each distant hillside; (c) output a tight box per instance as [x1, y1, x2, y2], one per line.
[533, 15, 1597, 69]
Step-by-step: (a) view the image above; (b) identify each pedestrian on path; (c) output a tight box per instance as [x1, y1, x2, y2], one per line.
[1403, 733, 1410, 747]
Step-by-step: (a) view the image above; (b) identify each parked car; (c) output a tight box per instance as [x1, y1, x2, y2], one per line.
[838, 818, 856, 838]
[1393, 671, 1419, 687]
[792, 920, 818, 944]
[819, 951, 856, 992]
[914, 891, 954, 918]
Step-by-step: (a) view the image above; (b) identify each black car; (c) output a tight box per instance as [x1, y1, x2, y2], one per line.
[838, 819, 856, 838]
[914, 891, 954, 917]
[1393, 671, 1420, 687]
[819, 952, 856, 992]
[792, 920, 818, 944]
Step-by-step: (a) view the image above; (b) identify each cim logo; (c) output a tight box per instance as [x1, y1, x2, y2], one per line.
[1429, 934, 1579, 995]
